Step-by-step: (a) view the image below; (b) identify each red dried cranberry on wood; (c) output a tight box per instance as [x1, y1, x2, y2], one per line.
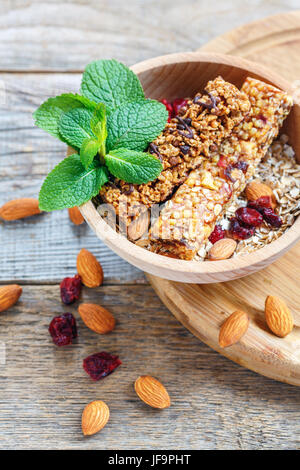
[83, 352, 122, 381]
[235, 207, 263, 228]
[60, 275, 82, 305]
[49, 313, 77, 347]
[209, 225, 226, 244]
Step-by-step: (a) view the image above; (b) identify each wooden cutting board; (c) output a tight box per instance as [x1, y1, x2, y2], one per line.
[148, 11, 300, 386]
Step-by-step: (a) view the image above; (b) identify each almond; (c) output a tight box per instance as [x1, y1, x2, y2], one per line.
[265, 295, 294, 337]
[68, 207, 84, 225]
[127, 211, 149, 241]
[134, 376, 170, 409]
[82, 400, 110, 436]
[245, 180, 276, 208]
[219, 310, 249, 348]
[208, 238, 237, 260]
[78, 303, 115, 334]
[76, 248, 103, 288]
[0, 285, 22, 313]
[0, 198, 41, 221]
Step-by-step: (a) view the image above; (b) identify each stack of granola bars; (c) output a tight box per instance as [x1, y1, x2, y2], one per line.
[97, 76, 293, 261]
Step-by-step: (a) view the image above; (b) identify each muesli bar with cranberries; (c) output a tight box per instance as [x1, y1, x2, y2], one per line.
[149, 78, 293, 260]
[99, 76, 250, 223]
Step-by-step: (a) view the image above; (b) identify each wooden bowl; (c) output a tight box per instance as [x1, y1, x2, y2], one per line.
[79, 52, 300, 283]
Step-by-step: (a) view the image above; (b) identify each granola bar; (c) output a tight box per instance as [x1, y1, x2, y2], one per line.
[99, 77, 250, 223]
[149, 78, 293, 260]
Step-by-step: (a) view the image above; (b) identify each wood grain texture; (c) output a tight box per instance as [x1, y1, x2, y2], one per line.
[0, 0, 297, 71]
[0, 284, 299, 450]
[148, 10, 300, 386]
[200, 10, 300, 82]
[0, 1, 299, 451]
[148, 242, 300, 386]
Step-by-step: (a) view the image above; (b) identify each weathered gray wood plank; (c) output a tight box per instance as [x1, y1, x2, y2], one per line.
[0, 0, 297, 71]
[0, 1, 299, 451]
[0, 284, 299, 450]
[0, 73, 142, 282]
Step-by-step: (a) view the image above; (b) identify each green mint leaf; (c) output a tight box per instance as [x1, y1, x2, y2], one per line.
[59, 108, 95, 148]
[39, 154, 108, 211]
[105, 148, 162, 184]
[80, 137, 100, 169]
[33, 93, 97, 141]
[71, 94, 98, 111]
[106, 100, 168, 152]
[80, 59, 144, 110]
[91, 103, 107, 144]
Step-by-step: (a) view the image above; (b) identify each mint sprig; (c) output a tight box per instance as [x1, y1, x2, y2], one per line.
[105, 148, 163, 184]
[34, 59, 168, 211]
[106, 100, 168, 152]
[91, 103, 107, 142]
[80, 138, 101, 169]
[59, 108, 95, 148]
[39, 154, 108, 211]
[33, 93, 97, 141]
[80, 59, 145, 109]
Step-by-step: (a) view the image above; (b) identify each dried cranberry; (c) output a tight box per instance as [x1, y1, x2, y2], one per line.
[258, 113, 268, 124]
[83, 352, 122, 381]
[224, 161, 249, 182]
[160, 99, 173, 122]
[224, 164, 236, 182]
[235, 207, 263, 228]
[60, 275, 82, 305]
[248, 196, 273, 210]
[234, 161, 248, 173]
[229, 217, 255, 240]
[173, 98, 188, 116]
[260, 207, 282, 228]
[209, 225, 226, 244]
[217, 155, 228, 168]
[247, 198, 282, 228]
[49, 313, 77, 347]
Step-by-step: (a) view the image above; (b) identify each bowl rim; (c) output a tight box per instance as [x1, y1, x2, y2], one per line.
[79, 51, 300, 278]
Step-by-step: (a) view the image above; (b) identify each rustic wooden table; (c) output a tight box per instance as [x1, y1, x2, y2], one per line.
[0, 0, 299, 450]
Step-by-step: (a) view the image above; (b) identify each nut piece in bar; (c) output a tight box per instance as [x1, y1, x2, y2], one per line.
[149, 78, 293, 260]
[99, 76, 250, 225]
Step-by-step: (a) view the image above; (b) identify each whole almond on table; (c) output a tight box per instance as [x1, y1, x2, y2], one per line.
[208, 238, 237, 261]
[68, 207, 84, 225]
[78, 303, 115, 334]
[77, 248, 103, 287]
[0, 285, 22, 313]
[82, 400, 110, 436]
[245, 180, 276, 208]
[265, 295, 294, 337]
[0, 198, 41, 221]
[219, 310, 249, 348]
[135, 376, 171, 409]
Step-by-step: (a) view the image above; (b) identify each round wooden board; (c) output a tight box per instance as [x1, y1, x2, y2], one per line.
[147, 11, 300, 386]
